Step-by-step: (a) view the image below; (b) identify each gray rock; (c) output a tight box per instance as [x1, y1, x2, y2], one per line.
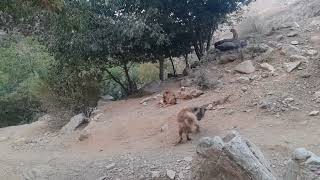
[178, 172, 185, 179]
[237, 76, 251, 84]
[290, 41, 299, 45]
[166, 169, 176, 180]
[151, 171, 160, 178]
[309, 111, 319, 116]
[284, 148, 320, 180]
[299, 73, 312, 78]
[101, 95, 114, 101]
[241, 86, 248, 92]
[234, 60, 256, 74]
[306, 49, 318, 56]
[160, 123, 169, 132]
[0, 137, 8, 142]
[106, 163, 116, 170]
[289, 55, 308, 62]
[60, 114, 87, 134]
[260, 63, 275, 73]
[287, 31, 298, 37]
[191, 131, 276, 180]
[281, 45, 301, 56]
[183, 156, 193, 162]
[276, 35, 284, 41]
[284, 61, 302, 72]
[97, 176, 108, 180]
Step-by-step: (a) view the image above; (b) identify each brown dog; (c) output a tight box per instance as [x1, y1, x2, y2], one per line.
[176, 107, 206, 143]
[159, 90, 177, 107]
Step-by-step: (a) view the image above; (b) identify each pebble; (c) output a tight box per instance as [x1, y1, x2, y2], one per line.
[291, 41, 299, 45]
[287, 31, 298, 37]
[106, 163, 116, 170]
[309, 111, 319, 116]
[151, 171, 160, 178]
[183, 156, 192, 162]
[178, 171, 185, 179]
[0, 137, 8, 142]
[166, 169, 176, 180]
[241, 86, 248, 92]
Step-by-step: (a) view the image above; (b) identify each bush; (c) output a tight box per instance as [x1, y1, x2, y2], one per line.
[0, 33, 52, 127]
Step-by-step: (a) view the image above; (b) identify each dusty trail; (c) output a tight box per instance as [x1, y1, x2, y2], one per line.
[1, 0, 320, 179]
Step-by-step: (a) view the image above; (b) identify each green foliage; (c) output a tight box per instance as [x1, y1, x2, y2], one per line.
[0, 34, 52, 127]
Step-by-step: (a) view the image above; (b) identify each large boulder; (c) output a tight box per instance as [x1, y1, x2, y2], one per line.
[234, 60, 256, 74]
[284, 148, 320, 180]
[60, 113, 87, 134]
[191, 131, 276, 180]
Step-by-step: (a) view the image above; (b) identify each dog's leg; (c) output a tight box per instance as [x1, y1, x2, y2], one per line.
[186, 133, 192, 141]
[195, 124, 200, 133]
[178, 128, 183, 143]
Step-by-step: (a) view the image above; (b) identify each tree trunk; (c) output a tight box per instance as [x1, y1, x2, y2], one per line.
[169, 56, 176, 76]
[105, 68, 128, 94]
[122, 62, 137, 95]
[184, 53, 189, 68]
[159, 59, 165, 81]
[193, 41, 202, 61]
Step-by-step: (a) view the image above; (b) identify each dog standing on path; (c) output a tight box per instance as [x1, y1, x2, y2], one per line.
[176, 107, 206, 143]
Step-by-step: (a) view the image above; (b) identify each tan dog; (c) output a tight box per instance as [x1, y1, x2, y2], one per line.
[159, 90, 177, 107]
[230, 28, 238, 40]
[176, 107, 206, 143]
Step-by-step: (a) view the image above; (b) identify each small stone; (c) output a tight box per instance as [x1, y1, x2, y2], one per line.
[309, 111, 319, 116]
[140, 96, 157, 104]
[241, 86, 248, 92]
[276, 35, 284, 41]
[290, 55, 308, 62]
[160, 123, 169, 132]
[178, 172, 185, 179]
[78, 130, 90, 141]
[97, 176, 107, 180]
[151, 171, 160, 178]
[142, 102, 148, 106]
[0, 137, 8, 142]
[183, 156, 193, 162]
[166, 169, 176, 180]
[284, 98, 294, 103]
[260, 63, 275, 73]
[293, 148, 311, 162]
[284, 61, 302, 72]
[206, 104, 214, 110]
[237, 76, 251, 84]
[306, 49, 318, 56]
[234, 60, 256, 74]
[185, 166, 191, 170]
[106, 163, 116, 170]
[299, 73, 311, 78]
[290, 41, 299, 45]
[287, 31, 298, 37]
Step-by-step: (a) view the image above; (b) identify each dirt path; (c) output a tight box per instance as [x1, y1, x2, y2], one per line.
[1, 0, 320, 179]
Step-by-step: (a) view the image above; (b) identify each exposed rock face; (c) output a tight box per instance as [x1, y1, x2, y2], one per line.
[191, 131, 276, 180]
[284, 148, 320, 180]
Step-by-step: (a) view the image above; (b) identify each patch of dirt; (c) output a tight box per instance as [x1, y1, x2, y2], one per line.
[1, 0, 320, 179]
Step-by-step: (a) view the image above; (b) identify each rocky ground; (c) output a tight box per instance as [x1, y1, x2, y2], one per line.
[1, 0, 320, 179]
